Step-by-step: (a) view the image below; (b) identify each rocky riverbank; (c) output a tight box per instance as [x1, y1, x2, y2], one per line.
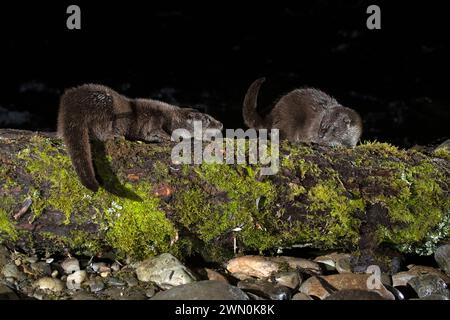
[1, 244, 449, 300]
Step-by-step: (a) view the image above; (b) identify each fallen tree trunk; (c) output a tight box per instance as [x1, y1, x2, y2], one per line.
[0, 129, 449, 265]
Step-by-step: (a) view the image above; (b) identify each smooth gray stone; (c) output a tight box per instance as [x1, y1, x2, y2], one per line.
[151, 280, 249, 300]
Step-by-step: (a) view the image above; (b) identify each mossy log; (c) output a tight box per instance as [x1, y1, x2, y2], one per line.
[0, 129, 449, 264]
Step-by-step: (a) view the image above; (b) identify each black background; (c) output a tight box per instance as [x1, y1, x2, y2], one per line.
[0, 1, 448, 147]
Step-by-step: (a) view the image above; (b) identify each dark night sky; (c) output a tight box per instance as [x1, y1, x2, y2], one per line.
[0, 1, 448, 147]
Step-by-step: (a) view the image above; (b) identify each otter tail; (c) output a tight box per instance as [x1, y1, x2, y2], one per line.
[58, 109, 100, 192]
[243, 77, 267, 129]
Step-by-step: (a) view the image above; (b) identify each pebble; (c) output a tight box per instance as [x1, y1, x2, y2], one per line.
[107, 277, 126, 287]
[227, 256, 279, 279]
[273, 271, 301, 290]
[335, 256, 352, 274]
[91, 262, 108, 273]
[227, 255, 319, 280]
[88, 278, 105, 293]
[408, 275, 449, 299]
[324, 289, 386, 300]
[66, 270, 87, 290]
[145, 285, 156, 298]
[434, 244, 450, 277]
[204, 268, 229, 283]
[30, 262, 52, 276]
[61, 258, 80, 274]
[45, 258, 54, 264]
[392, 265, 450, 287]
[291, 292, 313, 300]
[151, 280, 249, 300]
[270, 256, 321, 274]
[418, 294, 449, 300]
[51, 270, 59, 278]
[34, 277, 64, 292]
[2, 262, 24, 281]
[25, 256, 38, 264]
[314, 252, 352, 271]
[123, 274, 139, 287]
[111, 262, 121, 272]
[237, 278, 291, 300]
[299, 274, 394, 300]
[135, 253, 196, 289]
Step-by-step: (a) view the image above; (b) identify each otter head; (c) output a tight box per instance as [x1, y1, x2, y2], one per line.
[172, 107, 223, 140]
[318, 107, 362, 147]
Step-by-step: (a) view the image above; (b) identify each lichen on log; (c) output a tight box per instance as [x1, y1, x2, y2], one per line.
[0, 129, 449, 264]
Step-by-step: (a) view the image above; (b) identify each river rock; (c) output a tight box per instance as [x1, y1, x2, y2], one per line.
[151, 280, 249, 300]
[1, 262, 25, 281]
[408, 275, 450, 299]
[87, 278, 105, 293]
[61, 258, 80, 274]
[107, 277, 126, 287]
[299, 274, 394, 300]
[34, 277, 64, 292]
[335, 256, 352, 274]
[273, 271, 301, 289]
[204, 268, 228, 283]
[314, 252, 352, 271]
[419, 294, 449, 300]
[291, 292, 313, 300]
[67, 270, 87, 290]
[271, 256, 321, 274]
[226, 255, 320, 280]
[434, 244, 450, 277]
[324, 289, 386, 300]
[30, 262, 52, 276]
[237, 278, 291, 300]
[135, 253, 195, 289]
[227, 256, 280, 279]
[392, 265, 450, 287]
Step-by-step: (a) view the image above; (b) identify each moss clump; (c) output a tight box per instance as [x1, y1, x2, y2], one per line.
[102, 184, 177, 259]
[357, 141, 407, 159]
[0, 208, 18, 241]
[433, 148, 450, 161]
[307, 179, 365, 246]
[175, 162, 279, 252]
[375, 159, 450, 254]
[17, 136, 94, 223]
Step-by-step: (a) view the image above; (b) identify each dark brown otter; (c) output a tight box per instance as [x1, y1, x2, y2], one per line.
[243, 78, 362, 147]
[57, 84, 223, 192]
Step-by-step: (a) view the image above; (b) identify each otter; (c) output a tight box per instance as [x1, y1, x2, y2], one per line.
[57, 84, 223, 192]
[243, 78, 362, 147]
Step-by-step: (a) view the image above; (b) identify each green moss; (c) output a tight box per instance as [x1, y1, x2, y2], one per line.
[357, 141, 406, 159]
[375, 159, 450, 254]
[17, 136, 94, 223]
[0, 208, 17, 241]
[103, 185, 177, 259]
[175, 162, 279, 252]
[306, 178, 365, 246]
[433, 148, 450, 161]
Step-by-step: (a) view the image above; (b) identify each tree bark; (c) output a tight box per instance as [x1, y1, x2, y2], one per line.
[0, 129, 449, 264]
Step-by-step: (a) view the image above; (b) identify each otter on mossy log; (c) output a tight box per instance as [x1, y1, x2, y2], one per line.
[243, 78, 363, 147]
[57, 84, 223, 192]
